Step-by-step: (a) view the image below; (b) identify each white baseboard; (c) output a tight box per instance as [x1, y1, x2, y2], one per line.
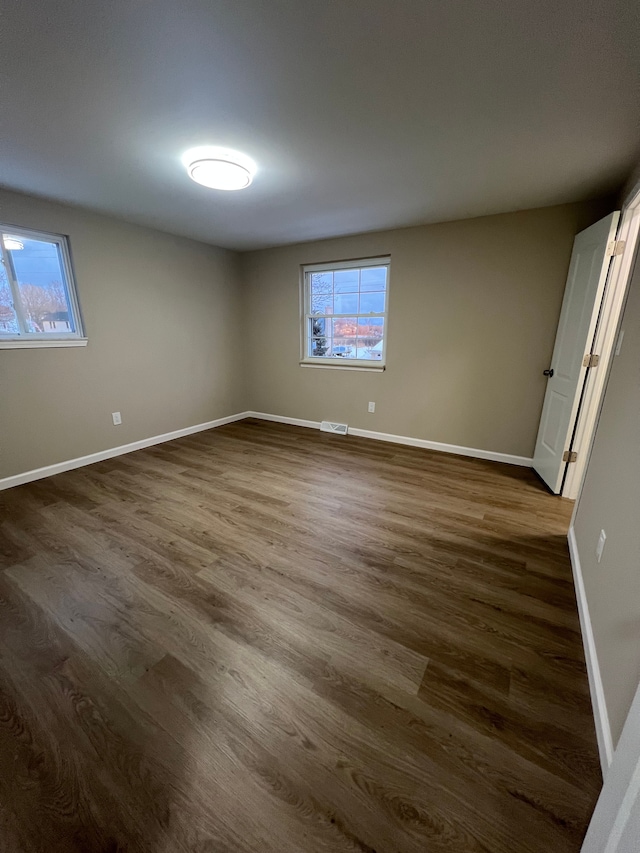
[246, 411, 321, 430]
[347, 426, 532, 467]
[247, 412, 532, 466]
[0, 411, 251, 491]
[1, 409, 533, 492]
[568, 524, 614, 773]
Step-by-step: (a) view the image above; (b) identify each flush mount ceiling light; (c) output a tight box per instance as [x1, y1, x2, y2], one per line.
[182, 146, 256, 191]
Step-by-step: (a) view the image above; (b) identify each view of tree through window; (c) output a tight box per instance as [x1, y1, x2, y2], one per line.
[304, 260, 389, 363]
[0, 228, 83, 342]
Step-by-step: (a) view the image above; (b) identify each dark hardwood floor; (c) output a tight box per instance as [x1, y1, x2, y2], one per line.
[0, 418, 600, 852]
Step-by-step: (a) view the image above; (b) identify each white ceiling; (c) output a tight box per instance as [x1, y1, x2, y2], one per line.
[0, 0, 638, 250]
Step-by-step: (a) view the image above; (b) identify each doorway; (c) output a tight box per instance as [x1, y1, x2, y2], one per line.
[533, 188, 640, 499]
[576, 181, 640, 853]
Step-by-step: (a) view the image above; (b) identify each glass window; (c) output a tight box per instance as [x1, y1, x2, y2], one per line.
[0, 225, 85, 347]
[302, 258, 389, 366]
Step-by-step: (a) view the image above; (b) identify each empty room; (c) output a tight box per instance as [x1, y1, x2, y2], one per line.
[2, 2, 640, 851]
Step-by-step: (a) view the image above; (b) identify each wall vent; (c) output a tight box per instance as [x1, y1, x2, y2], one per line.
[320, 421, 348, 435]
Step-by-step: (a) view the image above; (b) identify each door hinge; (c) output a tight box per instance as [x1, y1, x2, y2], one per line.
[563, 450, 578, 463]
[583, 353, 600, 368]
[606, 240, 626, 257]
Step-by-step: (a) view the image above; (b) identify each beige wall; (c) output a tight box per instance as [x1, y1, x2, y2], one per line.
[0, 192, 612, 483]
[573, 249, 640, 746]
[241, 201, 610, 458]
[0, 189, 245, 479]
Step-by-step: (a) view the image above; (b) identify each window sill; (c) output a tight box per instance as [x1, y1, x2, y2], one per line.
[0, 338, 88, 349]
[300, 360, 385, 372]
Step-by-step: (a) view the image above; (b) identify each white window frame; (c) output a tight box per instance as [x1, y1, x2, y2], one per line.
[0, 223, 87, 349]
[300, 256, 390, 371]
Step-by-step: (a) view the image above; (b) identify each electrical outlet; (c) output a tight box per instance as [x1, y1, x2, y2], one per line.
[596, 529, 607, 563]
[368, 402, 375, 413]
[112, 412, 122, 425]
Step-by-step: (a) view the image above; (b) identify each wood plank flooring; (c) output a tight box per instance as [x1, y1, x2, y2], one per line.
[0, 418, 600, 852]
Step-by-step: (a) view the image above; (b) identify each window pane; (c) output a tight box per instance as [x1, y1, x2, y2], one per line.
[356, 317, 384, 360]
[309, 317, 330, 357]
[311, 317, 328, 336]
[359, 290, 385, 313]
[6, 235, 76, 334]
[333, 269, 359, 292]
[311, 272, 333, 314]
[311, 271, 333, 290]
[311, 337, 331, 357]
[334, 292, 358, 313]
[332, 317, 357, 358]
[0, 266, 19, 334]
[360, 266, 387, 292]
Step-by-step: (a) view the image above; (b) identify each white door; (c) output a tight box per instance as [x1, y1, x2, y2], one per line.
[533, 212, 620, 493]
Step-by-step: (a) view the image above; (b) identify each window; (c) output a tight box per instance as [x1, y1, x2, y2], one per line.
[302, 257, 390, 368]
[0, 224, 86, 348]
